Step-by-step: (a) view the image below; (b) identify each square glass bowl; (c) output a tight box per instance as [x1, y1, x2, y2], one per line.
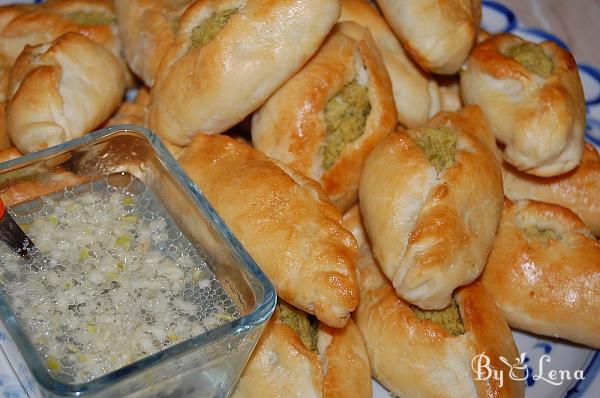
[0, 126, 276, 397]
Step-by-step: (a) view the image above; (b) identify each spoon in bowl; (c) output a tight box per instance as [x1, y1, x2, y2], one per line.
[0, 197, 36, 258]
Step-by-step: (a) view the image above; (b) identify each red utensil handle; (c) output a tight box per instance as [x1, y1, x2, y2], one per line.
[0, 198, 4, 218]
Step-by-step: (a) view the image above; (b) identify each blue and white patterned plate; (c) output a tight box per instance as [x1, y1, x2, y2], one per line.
[0, 1, 598, 397]
[374, 2, 600, 398]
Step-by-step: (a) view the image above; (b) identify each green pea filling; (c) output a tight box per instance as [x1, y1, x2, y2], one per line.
[65, 11, 115, 25]
[277, 301, 318, 352]
[411, 127, 457, 173]
[323, 80, 371, 170]
[411, 299, 465, 336]
[521, 225, 561, 244]
[190, 8, 237, 50]
[505, 42, 553, 78]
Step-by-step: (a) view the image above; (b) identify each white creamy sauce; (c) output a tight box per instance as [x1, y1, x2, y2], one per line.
[0, 175, 238, 383]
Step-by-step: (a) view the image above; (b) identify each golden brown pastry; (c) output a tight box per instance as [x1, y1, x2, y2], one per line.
[338, 0, 441, 128]
[0, 102, 10, 150]
[6, 32, 127, 154]
[480, 199, 600, 348]
[0, 0, 121, 64]
[232, 302, 371, 398]
[359, 106, 503, 309]
[375, 0, 481, 75]
[343, 206, 523, 398]
[432, 75, 463, 113]
[105, 87, 151, 128]
[176, 134, 359, 328]
[0, 145, 20, 165]
[114, 0, 191, 87]
[0, 59, 9, 102]
[251, 21, 396, 212]
[502, 143, 600, 236]
[461, 33, 586, 177]
[148, 0, 341, 146]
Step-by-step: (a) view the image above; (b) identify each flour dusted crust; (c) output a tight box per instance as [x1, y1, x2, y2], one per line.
[115, 0, 191, 87]
[251, 21, 395, 212]
[359, 107, 503, 309]
[148, 0, 341, 145]
[461, 33, 586, 177]
[481, 199, 600, 348]
[339, 0, 440, 128]
[0, 0, 121, 64]
[176, 134, 359, 328]
[6, 32, 126, 154]
[502, 143, 600, 236]
[375, 0, 481, 75]
[343, 207, 524, 398]
[232, 310, 370, 398]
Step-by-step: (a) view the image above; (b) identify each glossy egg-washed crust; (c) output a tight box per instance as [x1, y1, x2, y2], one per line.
[6, 32, 126, 154]
[481, 199, 600, 348]
[359, 106, 503, 310]
[461, 33, 586, 177]
[339, 0, 440, 128]
[232, 309, 371, 398]
[502, 143, 600, 236]
[0, 0, 120, 64]
[176, 134, 359, 328]
[252, 21, 396, 212]
[375, 0, 481, 75]
[343, 206, 524, 398]
[114, 0, 191, 87]
[149, 0, 341, 145]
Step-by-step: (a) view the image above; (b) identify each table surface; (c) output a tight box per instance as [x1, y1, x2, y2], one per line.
[501, 0, 600, 67]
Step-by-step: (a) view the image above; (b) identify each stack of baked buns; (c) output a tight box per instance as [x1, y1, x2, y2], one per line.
[0, 0, 598, 397]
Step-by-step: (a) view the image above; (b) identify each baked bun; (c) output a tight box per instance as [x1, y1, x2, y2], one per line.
[338, 0, 441, 128]
[0, 59, 9, 102]
[461, 33, 586, 177]
[374, 0, 481, 75]
[148, 0, 341, 146]
[0, 146, 20, 164]
[480, 199, 600, 348]
[105, 87, 151, 128]
[6, 32, 126, 154]
[177, 134, 359, 328]
[502, 143, 600, 236]
[232, 301, 371, 398]
[252, 21, 396, 212]
[0, 102, 10, 150]
[343, 206, 524, 398]
[115, 0, 191, 87]
[432, 75, 463, 113]
[0, 0, 121, 65]
[359, 106, 503, 309]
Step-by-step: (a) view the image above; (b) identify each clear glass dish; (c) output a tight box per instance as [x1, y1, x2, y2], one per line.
[0, 126, 276, 398]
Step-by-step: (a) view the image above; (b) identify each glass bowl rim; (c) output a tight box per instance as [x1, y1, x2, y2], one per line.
[0, 125, 276, 395]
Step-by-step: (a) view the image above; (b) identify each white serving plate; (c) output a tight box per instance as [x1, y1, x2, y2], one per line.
[0, 1, 597, 397]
